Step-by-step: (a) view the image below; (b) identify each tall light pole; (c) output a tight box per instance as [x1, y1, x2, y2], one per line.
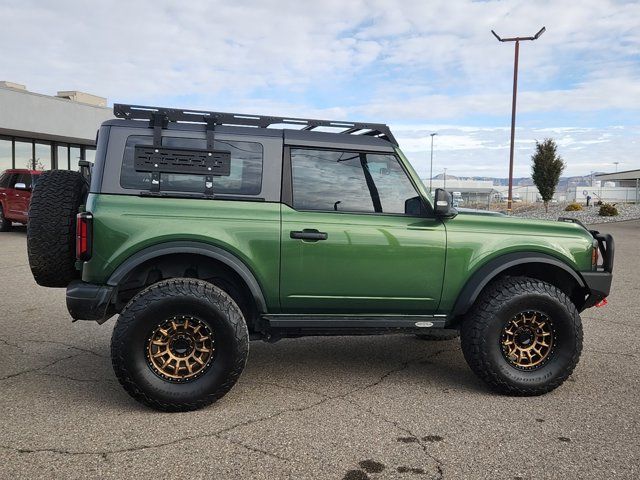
[429, 132, 437, 194]
[614, 162, 619, 172]
[443, 168, 448, 190]
[492, 26, 546, 214]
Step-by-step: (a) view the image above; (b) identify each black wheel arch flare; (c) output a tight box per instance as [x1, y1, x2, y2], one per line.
[107, 241, 268, 313]
[450, 252, 587, 321]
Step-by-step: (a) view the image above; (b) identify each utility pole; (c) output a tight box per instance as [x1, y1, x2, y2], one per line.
[429, 132, 437, 194]
[492, 26, 545, 214]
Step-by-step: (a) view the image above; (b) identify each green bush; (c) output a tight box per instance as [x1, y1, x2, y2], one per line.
[599, 203, 618, 217]
[564, 202, 583, 212]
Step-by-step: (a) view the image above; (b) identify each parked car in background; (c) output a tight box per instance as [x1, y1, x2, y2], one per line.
[0, 169, 42, 231]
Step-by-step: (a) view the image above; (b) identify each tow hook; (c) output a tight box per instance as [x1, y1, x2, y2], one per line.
[595, 298, 608, 307]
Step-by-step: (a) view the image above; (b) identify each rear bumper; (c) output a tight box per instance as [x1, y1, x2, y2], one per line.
[66, 280, 116, 324]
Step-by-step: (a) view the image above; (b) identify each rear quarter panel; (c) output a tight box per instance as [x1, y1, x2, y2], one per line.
[82, 194, 281, 310]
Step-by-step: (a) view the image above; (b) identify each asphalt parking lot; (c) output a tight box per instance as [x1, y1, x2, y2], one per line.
[0, 221, 638, 480]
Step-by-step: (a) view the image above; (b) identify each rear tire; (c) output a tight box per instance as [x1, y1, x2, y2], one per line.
[461, 276, 582, 396]
[27, 170, 87, 287]
[111, 278, 249, 412]
[0, 205, 11, 232]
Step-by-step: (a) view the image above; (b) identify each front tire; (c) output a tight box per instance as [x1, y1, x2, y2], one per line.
[111, 278, 249, 412]
[461, 276, 582, 396]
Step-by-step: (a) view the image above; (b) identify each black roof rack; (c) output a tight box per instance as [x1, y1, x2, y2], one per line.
[113, 103, 398, 145]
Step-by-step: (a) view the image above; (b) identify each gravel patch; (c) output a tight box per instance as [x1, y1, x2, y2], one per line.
[513, 202, 640, 225]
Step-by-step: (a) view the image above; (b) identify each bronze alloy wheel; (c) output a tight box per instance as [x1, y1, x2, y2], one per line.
[146, 316, 215, 382]
[501, 311, 555, 370]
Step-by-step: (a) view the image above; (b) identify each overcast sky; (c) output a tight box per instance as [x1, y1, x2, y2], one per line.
[2, 0, 638, 178]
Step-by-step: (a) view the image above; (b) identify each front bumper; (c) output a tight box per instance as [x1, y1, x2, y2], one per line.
[66, 280, 116, 324]
[582, 271, 612, 308]
[582, 231, 615, 309]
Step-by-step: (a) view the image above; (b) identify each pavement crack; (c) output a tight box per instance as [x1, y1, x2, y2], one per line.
[28, 339, 108, 358]
[0, 353, 81, 381]
[341, 347, 452, 398]
[0, 337, 25, 352]
[589, 348, 637, 359]
[1, 346, 455, 464]
[35, 372, 118, 384]
[215, 434, 288, 461]
[336, 349, 451, 479]
[0, 398, 331, 459]
[245, 380, 330, 398]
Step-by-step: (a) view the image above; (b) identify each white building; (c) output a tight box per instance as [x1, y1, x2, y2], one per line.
[0, 81, 113, 172]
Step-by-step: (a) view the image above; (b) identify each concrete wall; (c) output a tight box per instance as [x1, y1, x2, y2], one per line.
[0, 86, 114, 145]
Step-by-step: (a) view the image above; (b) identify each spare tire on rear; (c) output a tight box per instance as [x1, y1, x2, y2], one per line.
[28, 170, 88, 287]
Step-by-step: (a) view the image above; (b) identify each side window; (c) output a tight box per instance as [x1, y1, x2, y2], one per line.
[365, 154, 420, 215]
[291, 149, 375, 213]
[0, 173, 9, 188]
[290, 148, 419, 215]
[120, 136, 263, 195]
[17, 173, 32, 189]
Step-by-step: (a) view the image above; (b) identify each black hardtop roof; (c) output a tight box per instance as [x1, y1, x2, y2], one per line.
[111, 103, 398, 147]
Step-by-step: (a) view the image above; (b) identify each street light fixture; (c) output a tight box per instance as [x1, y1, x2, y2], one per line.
[429, 132, 437, 194]
[492, 26, 546, 214]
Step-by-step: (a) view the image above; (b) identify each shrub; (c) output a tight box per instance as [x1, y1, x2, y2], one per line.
[599, 203, 618, 217]
[564, 202, 583, 212]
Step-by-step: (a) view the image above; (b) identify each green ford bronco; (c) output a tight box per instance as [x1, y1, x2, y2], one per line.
[26, 104, 614, 411]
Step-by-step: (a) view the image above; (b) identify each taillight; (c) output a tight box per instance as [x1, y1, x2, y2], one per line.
[76, 212, 93, 261]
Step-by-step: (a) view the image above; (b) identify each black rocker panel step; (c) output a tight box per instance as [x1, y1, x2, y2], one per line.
[134, 145, 231, 176]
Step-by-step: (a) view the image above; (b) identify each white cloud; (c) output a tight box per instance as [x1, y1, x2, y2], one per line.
[396, 125, 640, 178]
[0, 0, 638, 177]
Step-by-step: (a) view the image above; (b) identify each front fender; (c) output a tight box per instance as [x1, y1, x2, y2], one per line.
[449, 252, 585, 318]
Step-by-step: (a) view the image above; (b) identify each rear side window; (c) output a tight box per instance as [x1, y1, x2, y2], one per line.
[120, 136, 263, 195]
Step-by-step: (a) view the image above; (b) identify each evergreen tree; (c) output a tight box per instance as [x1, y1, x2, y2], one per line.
[531, 139, 565, 212]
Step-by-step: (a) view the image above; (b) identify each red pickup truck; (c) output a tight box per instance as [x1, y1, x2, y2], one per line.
[0, 169, 42, 231]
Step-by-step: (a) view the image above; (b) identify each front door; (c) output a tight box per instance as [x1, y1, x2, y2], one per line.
[280, 147, 446, 314]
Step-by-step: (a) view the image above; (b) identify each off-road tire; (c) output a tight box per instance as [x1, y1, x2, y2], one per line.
[461, 276, 582, 396]
[27, 170, 88, 287]
[415, 329, 459, 341]
[0, 205, 11, 232]
[111, 278, 249, 412]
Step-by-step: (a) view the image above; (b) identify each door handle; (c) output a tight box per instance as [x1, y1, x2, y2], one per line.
[290, 229, 328, 241]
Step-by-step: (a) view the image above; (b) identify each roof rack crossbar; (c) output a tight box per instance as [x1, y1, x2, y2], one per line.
[113, 103, 397, 145]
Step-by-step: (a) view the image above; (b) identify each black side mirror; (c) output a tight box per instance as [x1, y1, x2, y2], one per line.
[404, 195, 428, 216]
[433, 188, 458, 218]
